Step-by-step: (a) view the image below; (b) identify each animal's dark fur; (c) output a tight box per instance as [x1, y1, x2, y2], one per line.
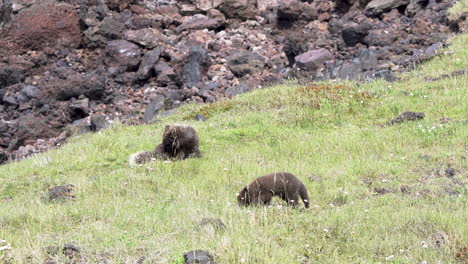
[162, 124, 201, 160]
[129, 124, 201, 165]
[237, 172, 310, 208]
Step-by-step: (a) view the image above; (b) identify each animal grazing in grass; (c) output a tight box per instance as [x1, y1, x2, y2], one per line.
[129, 124, 201, 166]
[237, 172, 310, 208]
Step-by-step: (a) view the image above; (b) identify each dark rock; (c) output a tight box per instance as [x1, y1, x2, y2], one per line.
[107, 0, 135, 11]
[199, 218, 226, 231]
[176, 15, 225, 33]
[373, 70, 396, 82]
[227, 51, 265, 77]
[83, 27, 109, 48]
[335, 48, 381, 80]
[0, 150, 7, 164]
[143, 96, 164, 123]
[98, 16, 126, 40]
[2, 95, 18, 106]
[411, 42, 443, 64]
[374, 187, 390, 195]
[194, 114, 206, 121]
[90, 115, 110, 132]
[16, 92, 29, 104]
[0, 65, 26, 89]
[71, 117, 92, 134]
[406, 0, 429, 16]
[21, 85, 41, 99]
[218, 0, 257, 20]
[183, 250, 215, 264]
[161, 109, 177, 117]
[181, 46, 206, 88]
[366, 0, 411, 16]
[277, 0, 319, 25]
[225, 82, 251, 97]
[341, 22, 370, 46]
[0, 0, 12, 27]
[55, 74, 106, 101]
[63, 242, 81, 259]
[365, 29, 397, 47]
[104, 40, 142, 74]
[137, 48, 160, 80]
[10, 114, 60, 150]
[154, 61, 176, 85]
[445, 166, 456, 178]
[124, 28, 164, 49]
[68, 98, 89, 121]
[388, 111, 425, 125]
[47, 184, 75, 201]
[294, 49, 333, 71]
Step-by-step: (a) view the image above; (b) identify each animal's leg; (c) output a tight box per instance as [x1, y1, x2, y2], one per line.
[287, 193, 299, 207]
[175, 151, 186, 160]
[259, 193, 273, 206]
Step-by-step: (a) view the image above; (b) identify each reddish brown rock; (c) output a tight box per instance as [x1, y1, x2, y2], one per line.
[294, 49, 333, 71]
[6, 2, 81, 51]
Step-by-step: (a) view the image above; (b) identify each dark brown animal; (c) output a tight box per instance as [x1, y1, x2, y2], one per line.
[162, 124, 201, 160]
[129, 124, 201, 165]
[237, 172, 310, 208]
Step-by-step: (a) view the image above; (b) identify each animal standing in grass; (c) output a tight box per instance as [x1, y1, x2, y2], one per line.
[237, 172, 310, 208]
[129, 124, 202, 166]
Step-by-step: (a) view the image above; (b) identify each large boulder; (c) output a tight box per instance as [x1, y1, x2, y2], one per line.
[341, 22, 372, 46]
[227, 51, 265, 77]
[218, 0, 257, 20]
[68, 98, 90, 121]
[0, 64, 26, 89]
[277, 0, 318, 26]
[9, 114, 60, 150]
[6, 2, 81, 50]
[52, 74, 106, 101]
[405, 0, 429, 16]
[154, 61, 176, 85]
[176, 14, 225, 33]
[104, 40, 142, 74]
[0, 0, 12, 27]
[137, 48, 160, 80]
[124, 28, 165, 49]
[181, 46, 206, 88]
[294, 49, 333, 71]
[366, 0, 411, 16]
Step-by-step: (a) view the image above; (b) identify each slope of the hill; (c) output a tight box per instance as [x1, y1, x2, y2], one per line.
[0, 0, 465, 162]
[0, 34, 467, 264]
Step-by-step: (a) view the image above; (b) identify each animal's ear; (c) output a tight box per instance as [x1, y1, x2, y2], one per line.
[242, 186, 248, 193]
[164, 125, 170, 131]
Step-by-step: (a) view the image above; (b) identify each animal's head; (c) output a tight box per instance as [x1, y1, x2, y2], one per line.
[236, 186, 251, 206]
[164, 124, 175, 136]
[163, 125, 178, 143]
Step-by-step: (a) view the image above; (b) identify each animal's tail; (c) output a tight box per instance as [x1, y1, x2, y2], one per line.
[299, 184, 310, 208]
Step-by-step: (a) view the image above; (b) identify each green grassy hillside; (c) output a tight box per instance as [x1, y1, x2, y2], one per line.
[1, 30, 467, 264]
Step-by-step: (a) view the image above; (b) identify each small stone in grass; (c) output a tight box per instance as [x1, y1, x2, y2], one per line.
[47, 184, 75, 201]
[388, 111, 425, 125]
[183, 250, 215, 264]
